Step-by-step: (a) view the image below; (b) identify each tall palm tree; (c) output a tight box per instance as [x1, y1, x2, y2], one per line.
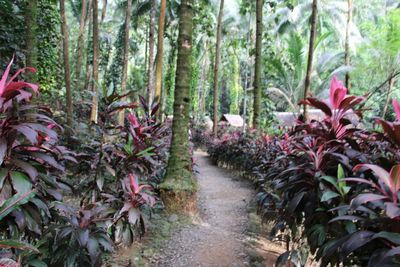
[155, 0, 167, 106]
[212, 0, 224, 136]
[74, 0, 89, 89]
[90, 0, 100, 123]
[345, 0, 353, 90]
[118, 0, 133, 125]
[147, 0, 156, 107]
[60, 0, 73, 127]
[160, 0, 195, 212]
[25, 0, 37, 80]
[303, 0, 318, 120]
[253, 0, 263, 129]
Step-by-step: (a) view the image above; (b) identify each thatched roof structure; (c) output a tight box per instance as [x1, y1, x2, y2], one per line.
[220, 114, 244, 127]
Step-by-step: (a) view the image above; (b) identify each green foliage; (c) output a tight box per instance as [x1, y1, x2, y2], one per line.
[0, 1, 25, 67]
[37, 0, 62, 94]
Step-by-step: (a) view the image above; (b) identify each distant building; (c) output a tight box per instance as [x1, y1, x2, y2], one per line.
[220, 114, 244, 127]
[274, 109, 360, 128]
[274, 109, 325, 127]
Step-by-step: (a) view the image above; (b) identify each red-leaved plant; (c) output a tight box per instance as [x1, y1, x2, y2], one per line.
[327, 164, 400, 266]
[300, 76, 365, 139]
[377, 98, 400, 147]
[0, 58, 76, 266]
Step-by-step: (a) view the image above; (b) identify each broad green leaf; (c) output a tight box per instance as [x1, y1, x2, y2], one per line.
[320, 176, 340, 192]
[337, 164, 345, 179]
[0, 168, 8, 188]
[0, 191, 35, 220]
[10, 171, 32, 194]
[0, 239, 39, 252]
[28, 259, 48, 267]
[321, 190, 340, 202]
[337, 164, 347, 191]
[373, 231, 400, 245]
[136, 146, 155, 157]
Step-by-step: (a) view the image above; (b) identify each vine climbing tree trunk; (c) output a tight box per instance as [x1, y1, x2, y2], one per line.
[155, 0, 167, 106]
[117, 0, 132, 125]
[147, 0, 156, 108]
[345, 0, 353, 91]
[212, 0, 224, 137]
[25, 0, 37, 80]
[90, 0, 100, 123]
[160, 0, 196, 213]
[303, 0, 318, 121]
[60, 0, 73, 127]
[253, 0, 263, 130]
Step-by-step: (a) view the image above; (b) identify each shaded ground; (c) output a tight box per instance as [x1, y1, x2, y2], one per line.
[110, 149, 287, 266]
[153, 150, 284, 267]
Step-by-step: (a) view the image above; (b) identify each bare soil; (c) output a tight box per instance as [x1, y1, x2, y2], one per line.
[153, 150, 285, 267]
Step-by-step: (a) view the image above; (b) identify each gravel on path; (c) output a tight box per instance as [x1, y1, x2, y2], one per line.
[155, 150, 255, 267]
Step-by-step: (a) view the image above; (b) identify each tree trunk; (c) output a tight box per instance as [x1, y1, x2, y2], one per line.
[382, 74, 396, 119]
[117, 0, 132, 125]
[101, 0, 107, 23]
[75, 0, 88, 89]
[160, 0, 196, 213]
[155, 0, 167, 105]
[84, 5, 93, 95]
[345, 0, 353, 91]
[25, 0, 37, 80]
[303, 0, 318, 121]
[212, 0, 224, 136]
[253, 0, 263, 130]
[147, 0, 156, 107]
[60, 0, 73, 127]
[90, 0, 100, 123]
[198, 46, 208, 115]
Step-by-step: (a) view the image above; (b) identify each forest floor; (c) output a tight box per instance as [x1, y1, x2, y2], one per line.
[111, 150, 286, 266]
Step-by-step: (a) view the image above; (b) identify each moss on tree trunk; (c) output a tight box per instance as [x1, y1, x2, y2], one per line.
[160, 0, 196, 213]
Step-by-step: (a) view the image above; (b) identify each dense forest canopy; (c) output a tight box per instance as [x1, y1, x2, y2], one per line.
[0, 0, 400, 266]
[1, 0, 398, 125]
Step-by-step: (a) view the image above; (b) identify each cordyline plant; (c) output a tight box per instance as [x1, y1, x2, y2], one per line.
[377, 98, 400, 148]
[326, 164, 400, 266]
[207, 76, 400, 266]
[0, 59, 76, 264]
[98, 174, 157, 246]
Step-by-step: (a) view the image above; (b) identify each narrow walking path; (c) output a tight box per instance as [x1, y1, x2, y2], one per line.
[155, 150, 264, 267]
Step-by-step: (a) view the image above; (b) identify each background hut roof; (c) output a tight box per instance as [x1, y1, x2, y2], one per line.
[220, 114, 244, 127]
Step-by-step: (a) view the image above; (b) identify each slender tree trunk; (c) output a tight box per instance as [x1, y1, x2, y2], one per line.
[117, 0, 132, 125]
[25, 0, 37, 79]
[382, 74, 396, 119]
[90, 0, 100, 123]
[101, 0, 107, 23]
[345, 0, 353, 91]
[198, 47, 208, 115]
[243, 13, 252, 133]
[147, 0, 156, 107]
[75, 0, 88, 88]
[253, 0, 263, 130]
[163, 41, 177, 116]
[60, 0, 73, 127]
[160, 0, 195, 212]
[303, 0, 318, 121]
[84, 6, 93, 95]
[155, 0, 167, 105]
[212, 0, 224, 136]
